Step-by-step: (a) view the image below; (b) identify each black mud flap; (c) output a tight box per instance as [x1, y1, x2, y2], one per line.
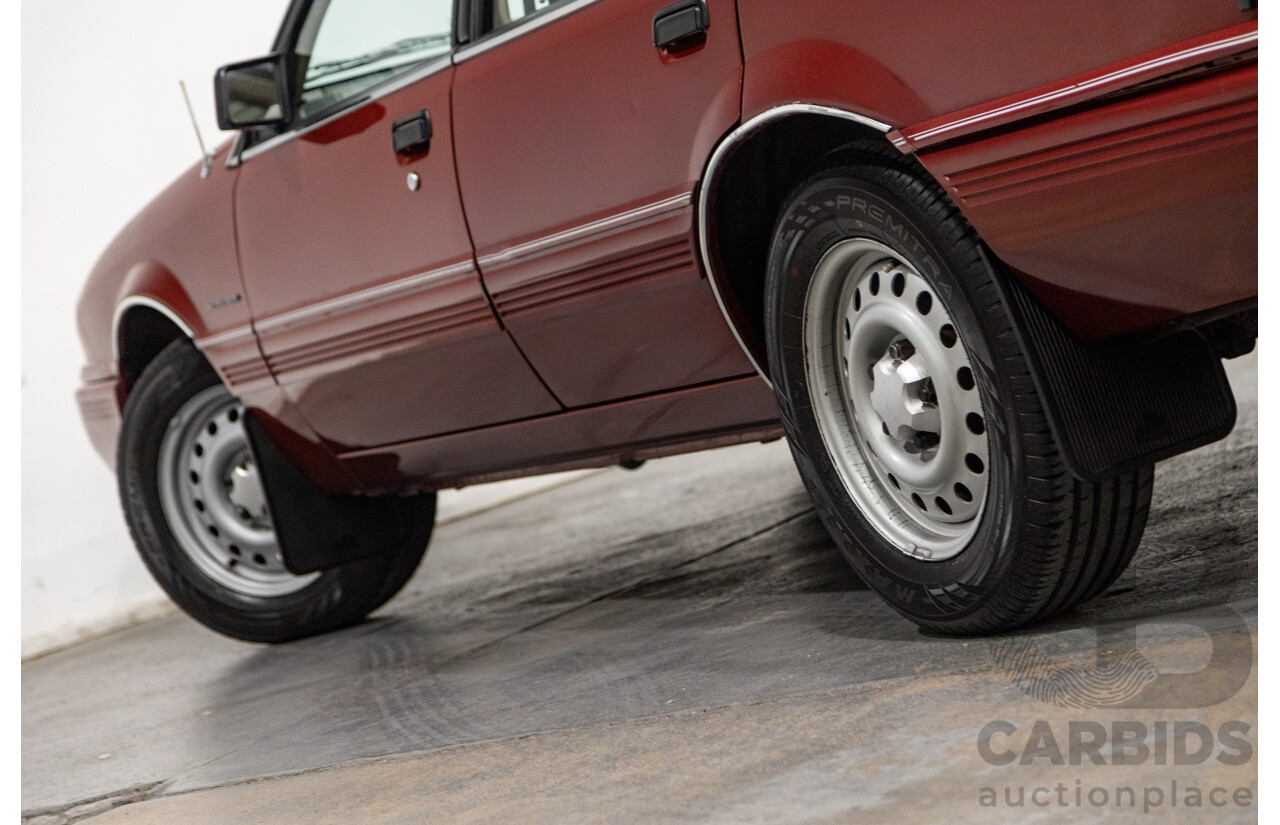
[982, 249, 1237, 482]
[243, 413, 409, 574]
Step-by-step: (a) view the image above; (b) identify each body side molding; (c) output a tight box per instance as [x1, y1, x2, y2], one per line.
[477, 193, 692, 270]
[892, 22, 1257, 151]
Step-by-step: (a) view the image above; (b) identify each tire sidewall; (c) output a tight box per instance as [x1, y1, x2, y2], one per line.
[766, 168, 1027, 624]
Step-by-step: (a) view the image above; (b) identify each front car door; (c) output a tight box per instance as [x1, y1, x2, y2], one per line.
[234, 0, 560, 454]
[451, 0, 757, 408]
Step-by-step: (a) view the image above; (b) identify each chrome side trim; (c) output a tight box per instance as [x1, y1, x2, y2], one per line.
[909, 28, 1258, 145]
[696, 104, 893, 388]
[235, 55, 453, 165]
[111, 296, 196, 361]
[196, 325, 256, 348]
[254, 260, 476, 335]
[454, 0, 604, 64]
[476, 192, 693, 269]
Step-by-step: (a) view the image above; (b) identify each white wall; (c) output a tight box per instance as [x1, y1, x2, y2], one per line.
[22, 0, 293, 656]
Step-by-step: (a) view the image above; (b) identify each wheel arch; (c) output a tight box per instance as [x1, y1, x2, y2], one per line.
[697, 104, 896, 385]
[114, 299, 195, 391]
[109, 259, 219, 398]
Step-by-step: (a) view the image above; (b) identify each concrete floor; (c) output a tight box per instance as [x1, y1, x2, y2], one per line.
[23, 354, 1257, 824]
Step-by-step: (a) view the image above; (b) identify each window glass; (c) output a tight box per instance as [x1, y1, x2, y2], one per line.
[490, 0, 568, 32]
[296, 0, 452, 121]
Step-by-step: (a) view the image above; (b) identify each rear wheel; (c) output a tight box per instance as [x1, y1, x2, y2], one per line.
[118, 339, 435, 643]
[764, 154, 1152, 634]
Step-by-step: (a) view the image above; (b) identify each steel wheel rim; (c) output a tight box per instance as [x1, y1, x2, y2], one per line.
[802, 238, 990, 561]
[158, 386, 318, 597]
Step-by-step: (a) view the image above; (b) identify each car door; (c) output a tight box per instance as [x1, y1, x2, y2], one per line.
[450, 0, 757, 408]
[234, 0, 560, 452]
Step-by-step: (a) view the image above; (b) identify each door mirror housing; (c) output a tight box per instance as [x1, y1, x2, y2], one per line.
[214, 54, 294, 130]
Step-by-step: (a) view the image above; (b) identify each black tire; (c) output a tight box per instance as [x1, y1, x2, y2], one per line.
[118, 339, 434, 643]
[764, 151, 1152, 634]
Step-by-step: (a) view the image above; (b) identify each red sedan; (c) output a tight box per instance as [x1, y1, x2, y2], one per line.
[76, 0, 1257, 642]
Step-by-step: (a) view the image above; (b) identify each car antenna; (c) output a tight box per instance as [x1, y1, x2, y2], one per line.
[179, 80, 214, 179]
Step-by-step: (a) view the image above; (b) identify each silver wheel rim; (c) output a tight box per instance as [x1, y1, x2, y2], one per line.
[803, 238, 990, 561]
[158, 386, 318, 597]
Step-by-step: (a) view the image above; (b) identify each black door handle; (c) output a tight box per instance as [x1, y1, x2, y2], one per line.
[392, 110, 432, 156]
[653, 0, 708, 50]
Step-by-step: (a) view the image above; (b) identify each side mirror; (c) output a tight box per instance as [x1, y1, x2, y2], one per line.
[213, 54, 293, 130]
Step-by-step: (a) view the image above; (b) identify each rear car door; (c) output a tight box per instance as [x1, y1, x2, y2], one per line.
[451, 0, 757, 408]
[234, 0, 560, 452]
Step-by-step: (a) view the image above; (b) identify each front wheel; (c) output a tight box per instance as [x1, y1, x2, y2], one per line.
[118, 339, 435, 643]
[765, 155, 1152, 634]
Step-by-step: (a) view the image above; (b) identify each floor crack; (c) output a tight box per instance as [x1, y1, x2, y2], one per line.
[22, 780, 170, 824]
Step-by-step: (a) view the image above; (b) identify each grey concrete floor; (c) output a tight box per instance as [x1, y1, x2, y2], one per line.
[23, 353, 1257, 824]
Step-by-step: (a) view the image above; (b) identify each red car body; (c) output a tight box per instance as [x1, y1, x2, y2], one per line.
[76, 0, 1257, 498]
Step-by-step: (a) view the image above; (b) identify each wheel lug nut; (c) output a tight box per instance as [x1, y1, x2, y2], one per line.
[919, 379, 937, 406]
[886, 339, 915, 362]
[914, 432, 940, 450]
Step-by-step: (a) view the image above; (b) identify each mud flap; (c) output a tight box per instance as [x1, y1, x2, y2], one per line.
[981, 248, 1237, 482]
[243, 413, 409, 574]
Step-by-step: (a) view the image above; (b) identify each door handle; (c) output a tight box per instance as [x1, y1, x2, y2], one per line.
[653, 0, 708, 50]
[392, 110, 432, 156]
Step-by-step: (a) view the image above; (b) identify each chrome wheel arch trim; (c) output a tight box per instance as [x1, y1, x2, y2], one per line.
[111, 296, 195, 362]
[696, 103, 894, 389]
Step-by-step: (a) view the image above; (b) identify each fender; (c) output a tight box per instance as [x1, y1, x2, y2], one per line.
[894, 23, 1258, 342]
[727, 5, 1256, 342]
[111, 263, 272, 402]
[77, 142, 246, 376]
[112, 263, 203, 360]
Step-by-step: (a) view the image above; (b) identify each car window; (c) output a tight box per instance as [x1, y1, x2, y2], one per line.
[295, 0, 453, 122]
[488, 0, 570, 33]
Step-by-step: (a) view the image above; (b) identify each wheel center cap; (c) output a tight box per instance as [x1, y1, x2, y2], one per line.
[227, 461, 270, 524]
[869, 342, 941, 444]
